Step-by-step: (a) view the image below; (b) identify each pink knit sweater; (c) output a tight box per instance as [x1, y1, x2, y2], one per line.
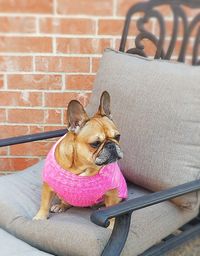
[43, 137, 128, 207]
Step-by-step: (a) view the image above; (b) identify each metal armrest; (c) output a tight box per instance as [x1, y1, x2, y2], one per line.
[91, 179, 200, 228]
[0, 129, 67, 147]
[91, 179, 200, 255]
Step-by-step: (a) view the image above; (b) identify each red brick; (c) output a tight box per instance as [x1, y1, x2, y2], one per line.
[57, 38, 111, 54]
[40, 18, 95, 35]
[190, 25, 200, 38]
[131, 18, 153, 37]
[8, 74, 62, 90]
[85, 92, 92, 107]
[0, 37, 52, 53]
[0, 109, 6, 122]
[0, 125, 30, 138]
[154, 5, 173, 17]
[115, 38, 131, 51]
[0, 91, 42, 107]
[0, 0, 53, 13]
[0, 157, 39, 172]
[0, 17, 36, 33]
[0, 147, 8, 156]
[44, 125, 65, 132]
[0, 56, 32, 71]
[140, 39, 157, 56]
[0, 125, 44, 139]
[166, 40, 193, 58]
[92, 57, 101, 73]
[155, 20, 182, 37]
[2, 125, 44, 138]
[99, 17, 153, 37]
[45, 92, 78, 108]
[98, 19, 124, 35]
[57, 0, 113, 16]
[35, 56, 90, 72]
[156, 20, 199, 38]
[44, 109, 62, 124]
[78, 92, 91, 107]
[117, 0, 147, 16]
[7, 109, 44, 123]
[29, 125, 44, 134]
[62, 95, 91, 122]
[10, 141, 54, 156]
[0, 75, 3, 88]
[44, 92, 90, 107]
[182, 6, 200, 17]
[66, 74, 95, 90]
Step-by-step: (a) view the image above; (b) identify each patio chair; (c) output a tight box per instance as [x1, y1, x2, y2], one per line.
[0, 0, 200, 255]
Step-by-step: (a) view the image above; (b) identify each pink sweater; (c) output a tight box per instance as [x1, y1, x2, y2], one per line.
[43, 137, 128, 207]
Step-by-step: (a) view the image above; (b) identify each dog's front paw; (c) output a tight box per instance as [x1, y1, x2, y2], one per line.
[33, 211, 49, 220]
[107, 218, 115, 230]
[50, 203, 71, 213]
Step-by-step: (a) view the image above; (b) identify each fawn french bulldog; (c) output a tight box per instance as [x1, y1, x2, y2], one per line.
[33, 91, 127, 220]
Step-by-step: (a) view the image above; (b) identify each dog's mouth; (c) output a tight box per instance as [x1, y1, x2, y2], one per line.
[95, 141, 123, 166]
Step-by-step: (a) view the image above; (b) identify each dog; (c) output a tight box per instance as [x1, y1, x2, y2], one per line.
[33, 91, 127, 220]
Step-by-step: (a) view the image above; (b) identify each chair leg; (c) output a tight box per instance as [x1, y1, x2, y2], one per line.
[101, 213, 132, 256]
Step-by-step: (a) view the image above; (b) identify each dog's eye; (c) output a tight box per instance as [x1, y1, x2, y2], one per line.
[90, 141, 101, 148]
[114, 134, 120, 142]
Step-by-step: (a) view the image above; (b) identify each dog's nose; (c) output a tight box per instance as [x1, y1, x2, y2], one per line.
[105, 141, 116, 150]
[105, 141, 123, 160]
[95, 141, 123, 166]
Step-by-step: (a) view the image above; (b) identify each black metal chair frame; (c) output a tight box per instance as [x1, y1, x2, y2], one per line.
[1, 1, 200, 255]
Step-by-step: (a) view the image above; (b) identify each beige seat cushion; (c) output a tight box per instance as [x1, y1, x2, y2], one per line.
[0, 161, 198, 256]
[87, 48, 200, 209]
[0, 228, 52, 256]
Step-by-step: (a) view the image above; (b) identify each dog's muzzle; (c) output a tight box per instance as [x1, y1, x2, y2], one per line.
[95, 141, 123, 166]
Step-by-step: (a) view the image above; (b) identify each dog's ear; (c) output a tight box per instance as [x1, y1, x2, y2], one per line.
[96, 91, 111, 118]
[67, 100, 89, 132]
[55, 132, 75, 169]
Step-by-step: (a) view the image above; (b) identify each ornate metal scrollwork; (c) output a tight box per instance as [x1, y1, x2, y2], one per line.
[119, 0, 200, 65]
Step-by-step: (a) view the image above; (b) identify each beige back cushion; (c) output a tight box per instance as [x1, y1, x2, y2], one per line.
[87, 48, 200, 209]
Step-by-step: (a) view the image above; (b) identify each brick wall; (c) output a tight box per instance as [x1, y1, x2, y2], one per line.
[0, 0, 198, 173]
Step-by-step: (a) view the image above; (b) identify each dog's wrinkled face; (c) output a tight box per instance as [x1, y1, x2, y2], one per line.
[77, 115, 123, 167]
[66, 91, 123, 173]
